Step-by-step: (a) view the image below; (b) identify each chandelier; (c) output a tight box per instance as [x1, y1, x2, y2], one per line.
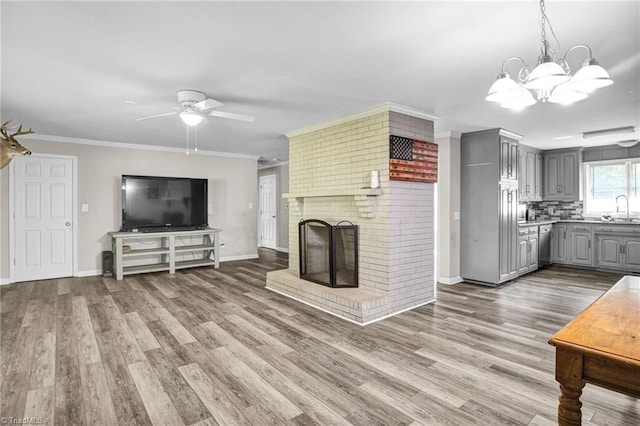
[486, 0, 613, 110]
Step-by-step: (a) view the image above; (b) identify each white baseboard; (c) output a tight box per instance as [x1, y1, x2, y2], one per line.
[0, 277, 11, 286]
[77, 269, 101, 278]
[220, 254, 259, 262]
[276, 246, 289, 253]
[438, 276, 463, 285]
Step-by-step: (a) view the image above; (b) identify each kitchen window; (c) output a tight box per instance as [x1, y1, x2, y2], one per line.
[584, 159, 640, 216]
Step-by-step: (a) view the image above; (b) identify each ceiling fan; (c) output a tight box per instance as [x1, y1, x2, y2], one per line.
[136, 90, 255, 126]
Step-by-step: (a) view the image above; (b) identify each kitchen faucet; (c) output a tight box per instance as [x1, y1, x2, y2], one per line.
[615, 194, 630, 221]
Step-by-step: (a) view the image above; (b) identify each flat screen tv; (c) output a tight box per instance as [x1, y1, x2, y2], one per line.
[121, 175, 208, 232]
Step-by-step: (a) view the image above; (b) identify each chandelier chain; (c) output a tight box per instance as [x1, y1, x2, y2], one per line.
[538, 0, 561, 58]
[539, 0, 546, 48]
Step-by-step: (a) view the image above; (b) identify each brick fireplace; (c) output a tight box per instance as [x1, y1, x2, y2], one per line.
[265, 103, 438, 325]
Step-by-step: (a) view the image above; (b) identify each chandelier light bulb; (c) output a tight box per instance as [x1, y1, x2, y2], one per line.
[500, 86, 537, 110]
[547, 83, 589, 105]
[566, 62, 614, 93]
[485, 73, 522, 103]
[524, 60, 570, 91]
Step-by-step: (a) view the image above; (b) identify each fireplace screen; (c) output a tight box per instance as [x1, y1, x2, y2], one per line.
[299, 219, 358, 288]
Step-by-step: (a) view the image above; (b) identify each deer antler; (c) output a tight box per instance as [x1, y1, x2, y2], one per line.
[1, 120, 34, 140]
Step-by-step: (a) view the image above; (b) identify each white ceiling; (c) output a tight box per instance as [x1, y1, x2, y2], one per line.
[2, 1, 639, 162]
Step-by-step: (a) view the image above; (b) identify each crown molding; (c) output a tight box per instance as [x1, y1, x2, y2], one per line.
[20, 133, 260, 160]
[258, 160, 289, 170]
[285, 102, 438, 139]
[435, 130, 462, 140]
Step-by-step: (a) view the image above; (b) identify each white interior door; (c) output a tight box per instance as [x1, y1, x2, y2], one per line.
[13, 155, 74, 282]
[259, 175, 277, 249]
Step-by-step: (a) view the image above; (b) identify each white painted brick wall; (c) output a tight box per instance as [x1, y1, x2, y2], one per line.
[272, 107, 436, 323]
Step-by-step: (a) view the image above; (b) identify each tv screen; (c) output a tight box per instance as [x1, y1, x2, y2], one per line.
[121, 175, 208, 232]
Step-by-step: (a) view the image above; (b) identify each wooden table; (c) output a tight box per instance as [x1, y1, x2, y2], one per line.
[549, 275, 640, 425]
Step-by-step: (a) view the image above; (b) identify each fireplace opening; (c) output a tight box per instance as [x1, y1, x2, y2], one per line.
[299, 219, 358, 288]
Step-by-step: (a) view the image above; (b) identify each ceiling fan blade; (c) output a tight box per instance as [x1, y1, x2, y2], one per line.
[136, 111, 179, 121]
[209, 110, 255, 122]
[193, 98, 223, 111]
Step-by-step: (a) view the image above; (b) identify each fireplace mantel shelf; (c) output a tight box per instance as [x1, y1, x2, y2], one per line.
[283, 188, 382, 219]
[283, 188, 382, 198]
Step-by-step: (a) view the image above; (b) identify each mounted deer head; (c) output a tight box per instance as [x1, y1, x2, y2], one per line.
[1, 121, 34, 169]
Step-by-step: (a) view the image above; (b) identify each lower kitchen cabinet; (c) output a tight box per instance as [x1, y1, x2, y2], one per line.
[597, 236, 623, 269]
[517, 225, 539, 275]
[623, 239, 640, 270]
[570, 225, 594, 267]
[596, 234, 640, 272]
[551, 223, 570, 264]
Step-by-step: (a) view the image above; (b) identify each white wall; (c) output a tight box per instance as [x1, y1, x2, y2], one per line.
[435, 133, 461, 284]
[0, 137, 259, 282]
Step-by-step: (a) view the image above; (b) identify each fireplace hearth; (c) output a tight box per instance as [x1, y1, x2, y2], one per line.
[299, 219, 358, 288]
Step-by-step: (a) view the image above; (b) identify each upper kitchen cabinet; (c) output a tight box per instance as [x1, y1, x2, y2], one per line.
[500, 132, 520, 183]
[519, 144, 542, 202]
[543, 148, 582, 200]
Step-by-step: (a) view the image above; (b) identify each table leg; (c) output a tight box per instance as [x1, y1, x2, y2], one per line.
[555, 347, 586, 426]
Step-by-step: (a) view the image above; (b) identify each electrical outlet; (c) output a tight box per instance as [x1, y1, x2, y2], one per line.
[548, 206, 555, 215]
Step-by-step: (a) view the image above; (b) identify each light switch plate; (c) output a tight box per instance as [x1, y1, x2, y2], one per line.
[81, 203, 89, 212]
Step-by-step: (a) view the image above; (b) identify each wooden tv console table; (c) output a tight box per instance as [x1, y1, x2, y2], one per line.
[548, 275, 640, 425]
[109, 228, 221, 280]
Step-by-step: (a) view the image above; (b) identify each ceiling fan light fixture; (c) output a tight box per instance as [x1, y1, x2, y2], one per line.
[180, 110, 204, 126]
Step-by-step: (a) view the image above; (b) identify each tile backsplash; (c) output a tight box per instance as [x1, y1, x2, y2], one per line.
[528, 200, 584, 220]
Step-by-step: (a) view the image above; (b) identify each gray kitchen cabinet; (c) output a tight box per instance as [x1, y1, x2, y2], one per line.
[596, 235, 623, 269]
[518, 225, 539, 275]
[539, 224, 552, 266]
[518, 150, 527, 200]
[534, 154, 543, 200]
[570, 225, 593, 267]
[498, 184, 520, 282]
[551, 223, 570, 264]
[622, 239, 640, 270]
[500, 135, 519, 183]
[593, 225, 640, 272]
[518, 145, 542, 202]
[461, 128, 522, 285]
[518, 231, 529, 275]
[543, 149, 582, 201]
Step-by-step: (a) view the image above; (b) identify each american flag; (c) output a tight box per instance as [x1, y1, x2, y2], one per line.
[389, 135, 438, 183]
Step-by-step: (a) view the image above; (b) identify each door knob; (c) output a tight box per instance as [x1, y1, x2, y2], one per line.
[65, 222, 71, 226]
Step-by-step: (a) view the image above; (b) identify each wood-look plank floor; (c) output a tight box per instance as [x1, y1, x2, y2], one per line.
[2, 249, 640, 425]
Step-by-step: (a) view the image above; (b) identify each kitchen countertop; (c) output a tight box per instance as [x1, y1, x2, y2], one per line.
[519, 219, 640, 226]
